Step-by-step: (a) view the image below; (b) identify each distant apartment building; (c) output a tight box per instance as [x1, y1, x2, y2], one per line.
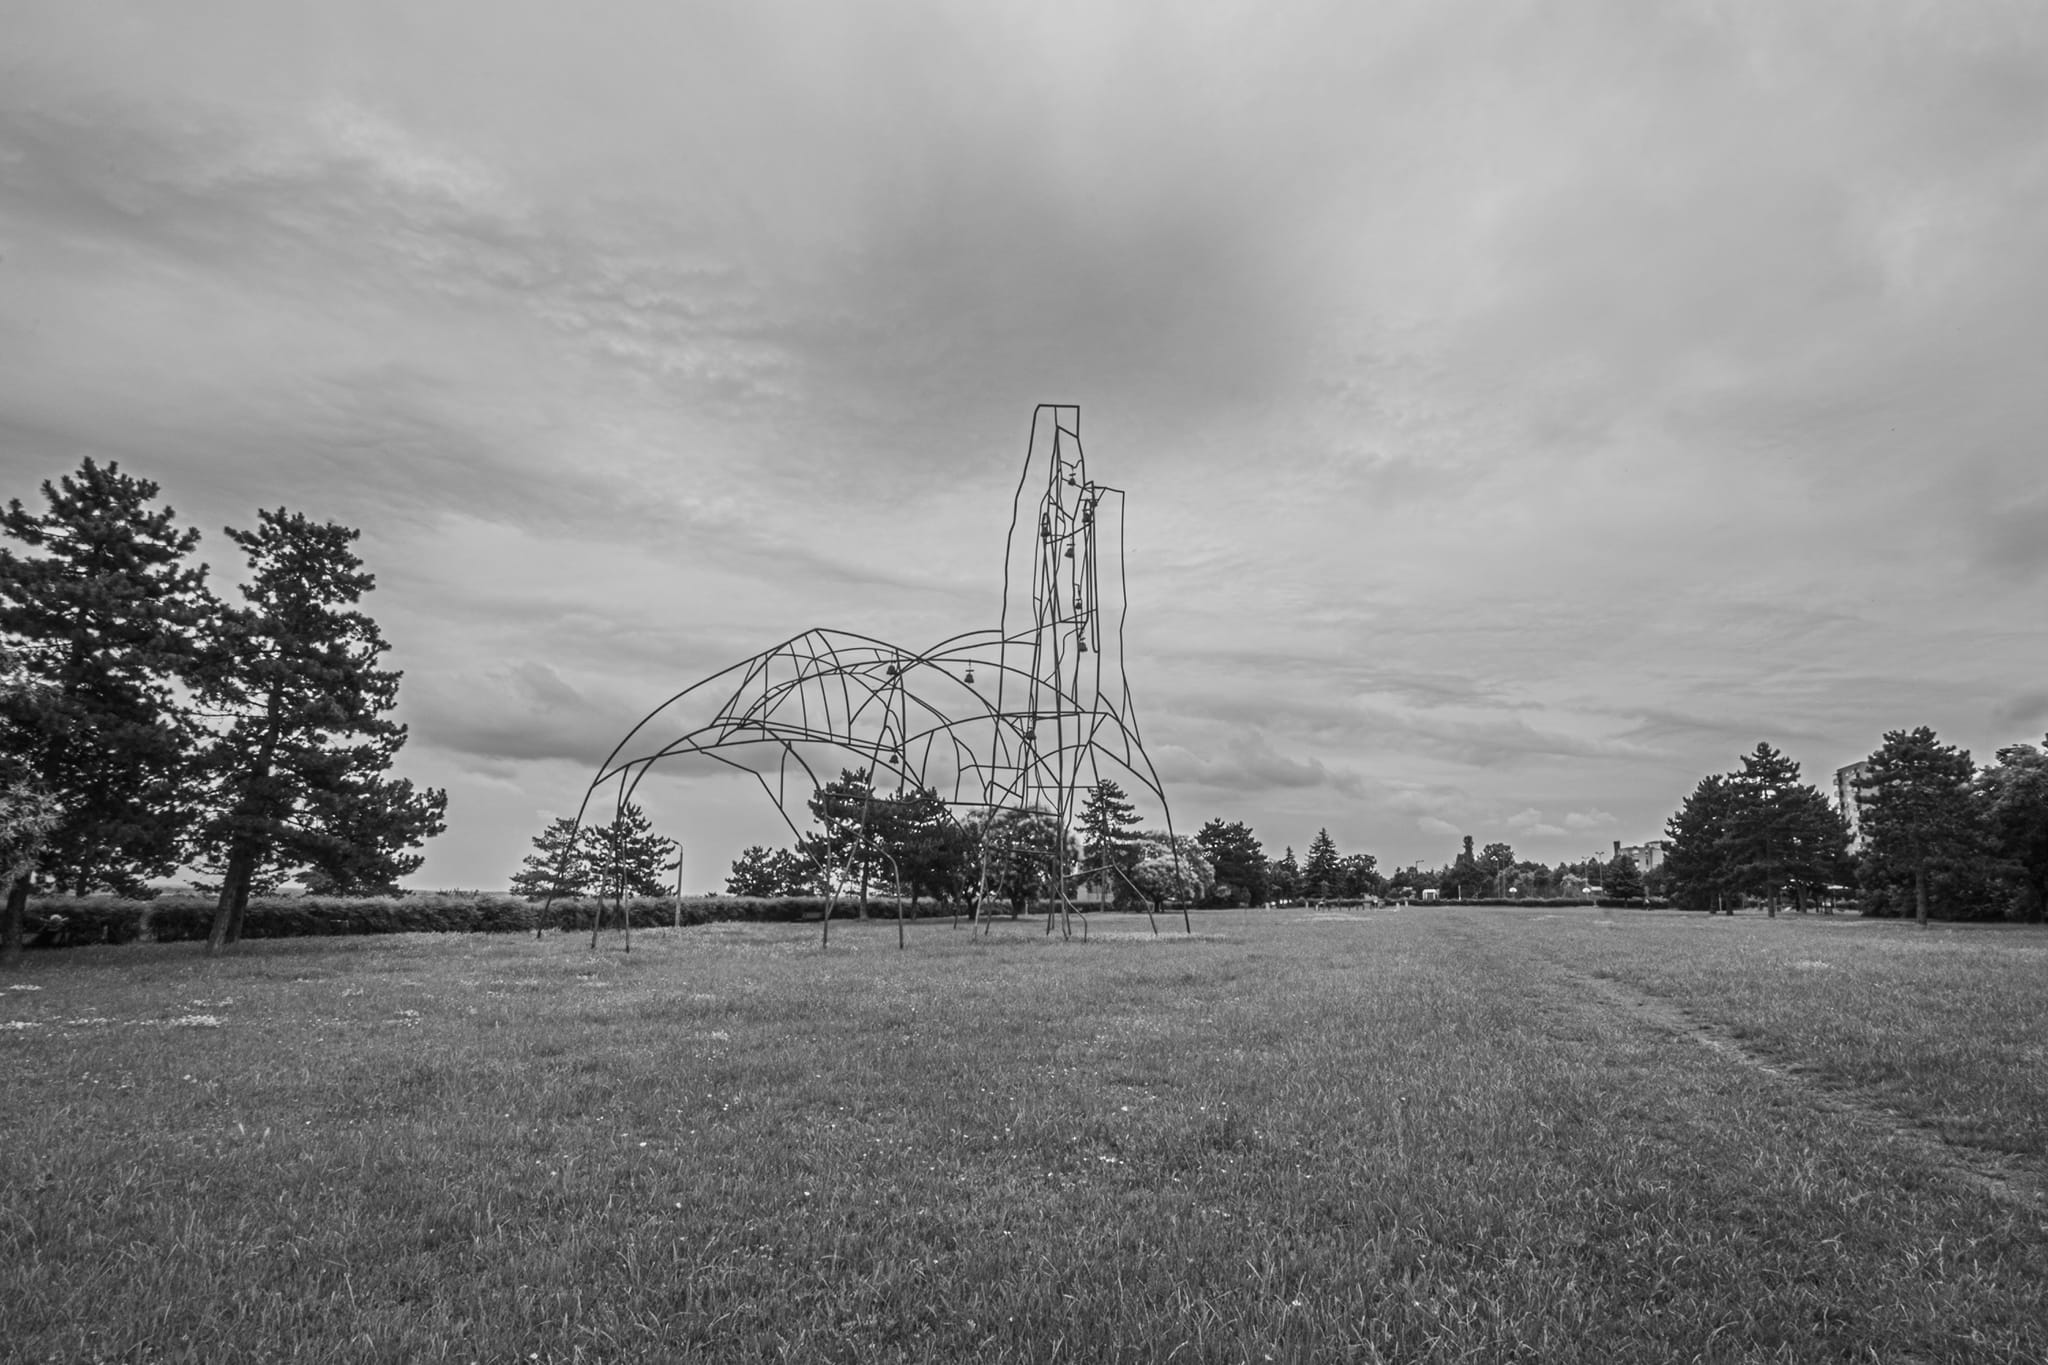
[1611, 838, 1669, 871]
[1833, 760, 1872, 850]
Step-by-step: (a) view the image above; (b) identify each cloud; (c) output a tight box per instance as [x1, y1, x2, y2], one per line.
[1348, 695, 1661, 768]
[1976, 493, 2048, 583]
[1504, 808, 1567, 838]
[6, 1, 2047, 889]
[1155, 731, 1363, 799]
[1993, 690, 2048, 734]
[1563, 810, 1618, 833]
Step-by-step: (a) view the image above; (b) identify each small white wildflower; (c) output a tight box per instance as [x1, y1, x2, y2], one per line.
[7, 984, 42, 991]
[1, 1020, 41, 1030]
[168, 1014, 221, 1028]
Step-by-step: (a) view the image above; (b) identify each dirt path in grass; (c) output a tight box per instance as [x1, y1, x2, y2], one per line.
[1574, 968, 2047, 1209]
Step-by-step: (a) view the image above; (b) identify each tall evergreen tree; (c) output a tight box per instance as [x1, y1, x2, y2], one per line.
[1076, 778, 1143, 890]
[1978, 737, 2048, 923]
[1856, 726, 1978, 926]
[1194, 818, 1267, 906]
[1270, 845, 1301, 901]
[1664, 773, 1742, 912]
[886, 785, 974, 908]
[803, 768, 886, 914]
[583, 801, 678, 900]
[1, 460, 213, 961]
[725, 845, 786, 898]
[194, 510, 446, 952]
[1605, 853, 1644, 903]
[1302, 828, 1341, 899]
[1724, 742, 1849, 915]
[1442, 834, 1489, 900]
[510, 816, 595, 901]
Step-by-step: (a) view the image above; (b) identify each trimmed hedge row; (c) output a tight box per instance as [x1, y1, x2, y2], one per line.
[19, 891, 987, 948]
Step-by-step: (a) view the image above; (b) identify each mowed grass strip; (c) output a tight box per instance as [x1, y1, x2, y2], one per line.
[1536, 907, 2048, 1160]
[2, 909, 2043, 1363]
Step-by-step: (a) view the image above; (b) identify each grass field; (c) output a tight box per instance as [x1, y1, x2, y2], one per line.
[4, 906, 2045, 1363]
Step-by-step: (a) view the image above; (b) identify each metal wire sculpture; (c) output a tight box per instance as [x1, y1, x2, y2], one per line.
[547, 404, 1183, 948]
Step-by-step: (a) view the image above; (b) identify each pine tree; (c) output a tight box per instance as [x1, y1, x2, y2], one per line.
[885, 786, 959, 906]
[1605, 854, 1644, 903]
[1979, 737, 2048, 923]
[1443, 834, 1489, 900]
[193, 510, 446, 952]
[1270, 846, 1301, 901]
[586, 802, 678, 901]
[1775, 785, 1853, 913]
[1724, 742, 1804, 914]
[1664, 774, 1742, 912]
[1857, 727, 1979, 926]
[1, 460, 213, 962]
[511, 817, 596, 900]
[1302, 828, 1341, 899]
[1194, 818, 1267, 906]
[804, 768, 885, 914]
[1076, 779, 1143, 891]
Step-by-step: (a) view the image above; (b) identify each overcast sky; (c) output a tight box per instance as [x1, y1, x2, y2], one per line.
[4, 1, 2044, 888]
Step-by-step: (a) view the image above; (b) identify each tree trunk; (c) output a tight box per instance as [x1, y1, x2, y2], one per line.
[2, 874, 28, 967]
[1914, 859, 1929, 928]
[207, 839, 259, 955]
[211, 685, 284, 954]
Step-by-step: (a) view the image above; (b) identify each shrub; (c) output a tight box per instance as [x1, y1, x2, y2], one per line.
[22, 897, 147, 947]
[19, 889, 993, 948]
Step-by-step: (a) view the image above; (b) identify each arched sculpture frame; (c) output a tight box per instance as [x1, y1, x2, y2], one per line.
[547, 405, 1185, 947]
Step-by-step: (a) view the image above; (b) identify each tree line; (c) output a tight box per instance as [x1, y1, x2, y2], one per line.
[651, 780, 1384, 914]
[500, 710, 2046, 931]
[0, 459, 447, 962]
[1661, 732, 2048, 924]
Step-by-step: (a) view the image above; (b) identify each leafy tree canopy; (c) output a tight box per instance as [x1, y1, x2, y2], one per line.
[1118, 831, 1214, 909]
[980, 805, 1075, 915]
[1194, 818, 1267, 906]
[1978, 736, 2048, 923]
